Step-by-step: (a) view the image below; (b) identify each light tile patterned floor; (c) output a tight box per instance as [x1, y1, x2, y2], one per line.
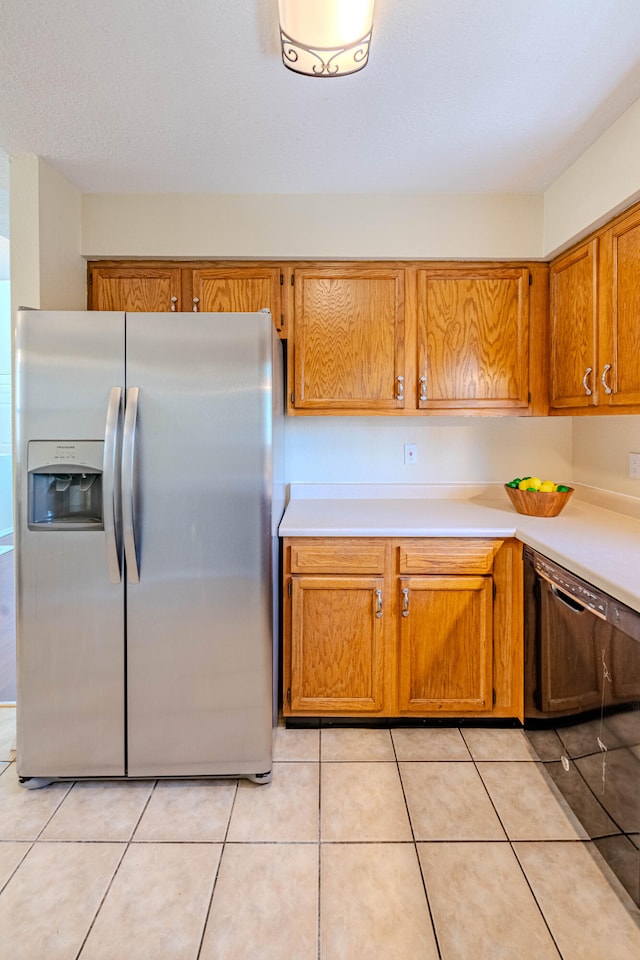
[0, 707, 639, 959]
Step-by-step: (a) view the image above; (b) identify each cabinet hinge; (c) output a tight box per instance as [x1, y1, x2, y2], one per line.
[291, 275, 295, 285]
[492, 688, 497, 705]
[280, 314, 284, 328]
[528, 273, 532, 285]
[280, 273, 284, 285]
[290, 391, 295, 404]
[286, 687, 291, 704]
[287, 580, 292, 596]
[528, 391, 532, 404]
[88, 273, 93, 284]
[492, 581, 497, 600]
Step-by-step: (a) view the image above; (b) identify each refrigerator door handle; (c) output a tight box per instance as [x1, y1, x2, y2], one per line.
[122, 386, 141, 584]
[103, 386, 123, 584]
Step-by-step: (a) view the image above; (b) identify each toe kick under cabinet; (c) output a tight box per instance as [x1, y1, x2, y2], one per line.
[282, 537, 524, 722]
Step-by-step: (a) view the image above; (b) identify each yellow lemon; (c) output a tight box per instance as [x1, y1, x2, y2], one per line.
[519, 476, 541, 491]
[539, 480, 556, 492]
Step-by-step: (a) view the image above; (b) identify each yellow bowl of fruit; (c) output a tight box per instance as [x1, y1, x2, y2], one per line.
[504, 476, 573, 518]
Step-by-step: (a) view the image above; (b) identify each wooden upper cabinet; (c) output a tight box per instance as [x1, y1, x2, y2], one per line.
[416, 267, 530, 410]
[290, 266, 405, 411]
[549, 240, 598, 410]
[89, 265, 182, 312]
[599, 208, 640, 408]
[190, 267, 283, 333]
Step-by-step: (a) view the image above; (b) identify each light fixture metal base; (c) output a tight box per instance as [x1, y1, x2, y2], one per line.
[280, 29, 372, 77]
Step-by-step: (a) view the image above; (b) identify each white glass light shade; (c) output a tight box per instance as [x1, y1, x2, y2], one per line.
[278, 0, 375, 77]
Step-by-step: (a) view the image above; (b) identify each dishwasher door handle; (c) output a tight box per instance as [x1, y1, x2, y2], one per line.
[537, 567, 607, 620]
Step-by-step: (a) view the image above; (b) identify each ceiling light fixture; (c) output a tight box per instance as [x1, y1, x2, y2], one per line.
[278, 0, 375, 77]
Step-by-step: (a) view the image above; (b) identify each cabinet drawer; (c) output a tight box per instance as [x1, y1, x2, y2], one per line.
[397, 539, 503, 575]
[289, 540, 387, 574]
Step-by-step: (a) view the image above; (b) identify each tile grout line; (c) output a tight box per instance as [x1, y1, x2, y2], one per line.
[459, 732, 566, 960]
[195, 777, 240, 960]
[391, 731, 444, 960]
[72, 776, 160, 959]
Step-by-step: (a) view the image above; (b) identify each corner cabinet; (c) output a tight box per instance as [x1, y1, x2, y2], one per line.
[282, 537, 524, 721]
[550, 203, 640, 414]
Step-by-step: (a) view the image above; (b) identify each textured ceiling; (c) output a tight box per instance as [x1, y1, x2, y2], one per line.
[1, 0, 640, 202]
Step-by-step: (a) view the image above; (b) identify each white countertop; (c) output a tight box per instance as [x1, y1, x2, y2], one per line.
[279, 484, 640, 613]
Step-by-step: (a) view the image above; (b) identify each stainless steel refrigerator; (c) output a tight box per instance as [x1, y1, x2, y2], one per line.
[14, 308, 284, 784]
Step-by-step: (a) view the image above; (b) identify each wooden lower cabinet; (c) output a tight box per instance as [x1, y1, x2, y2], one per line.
[398, 575, 494, 713]
[283, 536, 524, 721]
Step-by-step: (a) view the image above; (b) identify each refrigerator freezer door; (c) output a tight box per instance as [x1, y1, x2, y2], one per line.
[125, 312, 275, 778]
[15, 311, 126, 778]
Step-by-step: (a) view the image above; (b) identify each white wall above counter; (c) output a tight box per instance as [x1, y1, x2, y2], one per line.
[279, 483, 640, 614]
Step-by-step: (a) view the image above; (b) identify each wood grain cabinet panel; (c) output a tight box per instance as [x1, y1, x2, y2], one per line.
[550, 199, 640, 415]
[398, 575, 493, 713]
[190, 267, 283, 333]
[282, 537, 523, 721]
[549, 240, 598, 409]
[88, 261, 285, 335]
[89, 266, 182, 312]
[600, 208, 640, 408]
[290, 266, 405, 411]
[416, 267, 530, 410]
[289, 575, 386, 713]
[398, 538, 502, 575]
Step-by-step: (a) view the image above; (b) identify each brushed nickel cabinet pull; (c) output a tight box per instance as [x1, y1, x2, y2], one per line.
[419, 375, 427, 402]
[401, 586, 410, 617]
[192, 297, 200, 313]
[396, 376, 404, 401]
[582, 367, 593, 396]
[601, 363, 613, 395]
[375, 589, 383, 619]
[170, 296, 178, 312]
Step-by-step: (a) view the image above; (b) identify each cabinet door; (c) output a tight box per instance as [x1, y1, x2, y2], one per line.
[291, 267, 405, 410]
[398, 576, 493, 713]
[289, 575, 385, 713]
[599, 210, 640, 408]
[89, 266, 182, 312]
[549, 240, 598, 409]
[417, 268, 529, 410]
[191, 267, 283, 335]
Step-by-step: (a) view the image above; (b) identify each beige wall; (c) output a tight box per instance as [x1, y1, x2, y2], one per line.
[81, 192, 544, 261]
[572, 416, 640, 498]
[543, 98, 640, 257]
[9, 155, 85, 315]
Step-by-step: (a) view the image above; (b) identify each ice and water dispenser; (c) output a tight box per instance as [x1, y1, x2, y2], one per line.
[27, 440, 104, 530]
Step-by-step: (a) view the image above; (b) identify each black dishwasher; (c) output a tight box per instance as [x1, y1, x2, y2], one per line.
[523, 546, 640, 906]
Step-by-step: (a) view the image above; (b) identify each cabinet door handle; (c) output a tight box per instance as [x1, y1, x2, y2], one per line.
[375, 588, 383, 618]
[395, 376, 404, 400]
[419, 375, 427, 402]
[170, 296, 178, 312]
[601, 363, 613, 395]
[582, 367, 593, 396]
[192, 297, 200, 313]
[401, 586, 410, 617]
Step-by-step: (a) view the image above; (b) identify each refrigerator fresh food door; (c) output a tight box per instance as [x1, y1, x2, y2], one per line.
[15, 310, 126, 778]
[125, 312, 275, 778]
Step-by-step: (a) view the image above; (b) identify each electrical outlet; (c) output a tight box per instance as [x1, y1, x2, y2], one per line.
[629, 452, 640, 478]
[404, 443, 417, 465]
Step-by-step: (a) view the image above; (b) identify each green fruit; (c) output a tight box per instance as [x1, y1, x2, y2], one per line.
[556, 484, 570, 492]
[507, 480, 519, 488]
[527, 487, 537, 492]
